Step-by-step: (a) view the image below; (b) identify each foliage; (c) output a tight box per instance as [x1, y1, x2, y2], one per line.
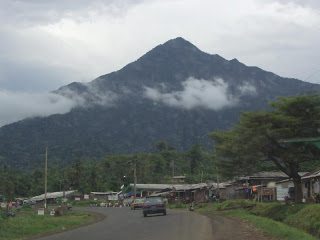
[211, 95, 320, 202]
[200, 201, 317, 240]
[0, 143, 215, 198]
[168, 202, 188, 209]
[285, 205, 320, 238]
[70, 200, 103, 207]
[0, 208, 94, 240]
[216, 199, 256, 210]
[250, 202, 305, 221]
[227, 210, 316, 240]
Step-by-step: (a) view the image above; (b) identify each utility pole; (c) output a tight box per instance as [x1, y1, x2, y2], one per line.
[172, 159, 175, 177]
[201, 170, 203, 183]
[133, 158, 137, 201]
[44, 146, 48, 209]
[216, 166, 220, 202]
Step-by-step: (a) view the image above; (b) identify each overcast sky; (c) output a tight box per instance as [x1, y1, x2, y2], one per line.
[0, 0, 320, 125]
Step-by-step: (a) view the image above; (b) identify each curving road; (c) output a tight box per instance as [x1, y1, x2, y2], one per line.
[35, 207, 212, 240]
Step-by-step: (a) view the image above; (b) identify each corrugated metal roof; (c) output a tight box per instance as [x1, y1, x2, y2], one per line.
[172, 176, 186, 179]
[209, 182, 232, 189]
[302, 169, 320, 179]
[130, 184, 173, 190]
[30, 190, 76, 201]
[173, 183, 207, 191]
[149, 191, 171, 197]
[247, 171, 288, 178]
[276, 172, 311, 183]
[130, 183, 209, 191]
[90, 192, 118, 195]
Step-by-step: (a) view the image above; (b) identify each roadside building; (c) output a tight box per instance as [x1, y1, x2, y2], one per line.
[232, 171, 292, 201]
[302, 169, 320, 202]
[237, 171, 289, 186]
[172, 176, 186, 184]
[276, 179, 294, 201]
[30, 190, 76, 204]
[129, 183, 210, 203]
[90, 192, 119, 201]
[129, 184, 172, 197]
[209, 182, 232, 200]
[171, 183, 208, 203]
[275, 172, 310, 202]
[213, 172, 297, 201]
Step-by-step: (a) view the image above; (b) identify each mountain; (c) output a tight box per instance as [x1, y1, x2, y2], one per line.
[1, 37, 319, 169]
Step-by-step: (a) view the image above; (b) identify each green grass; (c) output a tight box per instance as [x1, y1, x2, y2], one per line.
[196, 201, 317, 240]
[227, 209, 316, 240]
[215, 199, 256, 210]
[285, 205, 320, 238]
[70, 199, 102, 207]
[0, 207, 95, 240]
[167, 202, 189, 209]
[250, 202, 306, 221]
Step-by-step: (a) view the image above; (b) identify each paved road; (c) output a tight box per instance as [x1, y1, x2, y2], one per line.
[36, 207, 212, 240]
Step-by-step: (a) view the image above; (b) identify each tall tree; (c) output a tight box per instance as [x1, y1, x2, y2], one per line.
[186, 144, 204, 175]
[211, 95, 320, 203]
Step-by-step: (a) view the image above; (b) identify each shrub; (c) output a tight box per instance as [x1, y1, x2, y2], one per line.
[168, 202, 188, 209]
[250, 202, 305, 221]
[216, 199, 256, 210]
[285, 205, 320, 238]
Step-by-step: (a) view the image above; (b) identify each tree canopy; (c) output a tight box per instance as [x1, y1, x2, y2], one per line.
[0, 143, 215, 199]
[211, 95, 320, 202]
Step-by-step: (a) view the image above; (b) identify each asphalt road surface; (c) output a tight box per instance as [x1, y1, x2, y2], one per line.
[35, 207, 213, 240]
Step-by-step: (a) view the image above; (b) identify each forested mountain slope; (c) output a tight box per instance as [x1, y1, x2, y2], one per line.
[0, 37, 319, 169]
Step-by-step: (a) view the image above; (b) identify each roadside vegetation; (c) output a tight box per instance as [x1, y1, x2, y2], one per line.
[197, 200, 319, 240]
[0, 206, 95, 240]
[0, 143, 217, 200]
[2, 95, 320, 202]
[167, 202, 189, 209]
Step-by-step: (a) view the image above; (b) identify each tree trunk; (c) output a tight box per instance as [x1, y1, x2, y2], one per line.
[292, 177, 303, 203]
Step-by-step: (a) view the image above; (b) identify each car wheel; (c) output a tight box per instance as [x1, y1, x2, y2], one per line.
[163, 211, 166, 216]
[143, 213, 147, 217]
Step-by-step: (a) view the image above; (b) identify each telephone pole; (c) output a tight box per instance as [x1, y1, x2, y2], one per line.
[133, 159, 137, 200]
[216, 166, 220, 202]
[44, 146, 48, 209]
[172, 159, 175, 177]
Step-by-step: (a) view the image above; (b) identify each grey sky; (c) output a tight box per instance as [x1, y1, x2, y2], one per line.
[0, 0, 319, 125]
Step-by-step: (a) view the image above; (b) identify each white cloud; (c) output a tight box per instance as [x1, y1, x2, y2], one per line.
[239, 82, 257, 95]
[0, 86, 119, 127]
[0, 90, 77, 127]
[57, 84, 118, 106]
[0, 0, 319, 125]
[144, 78, 238, 110]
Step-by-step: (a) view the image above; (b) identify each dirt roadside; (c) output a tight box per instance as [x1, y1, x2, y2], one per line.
[203, 212, 276, 240]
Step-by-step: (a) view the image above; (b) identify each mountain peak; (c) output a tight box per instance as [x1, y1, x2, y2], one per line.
[160, 37, 200, 51]
[134, 37, 204, 65]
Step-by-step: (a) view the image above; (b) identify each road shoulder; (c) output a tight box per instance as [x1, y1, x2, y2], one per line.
[27, 208, 105, 240]
[201, 211, 274, 240]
